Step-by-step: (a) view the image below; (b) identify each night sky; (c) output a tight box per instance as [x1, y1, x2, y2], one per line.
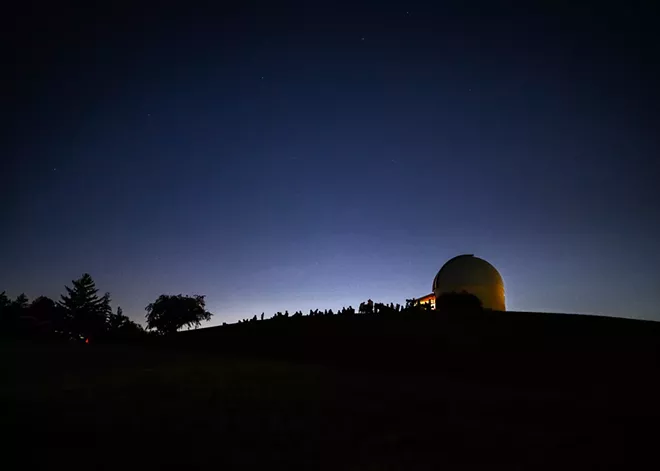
[5, 2, 660, 324]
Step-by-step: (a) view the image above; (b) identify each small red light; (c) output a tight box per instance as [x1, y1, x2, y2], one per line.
[85, 338, 89, 344]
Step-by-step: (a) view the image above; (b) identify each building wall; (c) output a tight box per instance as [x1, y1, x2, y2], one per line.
[434, 284, 505, 311]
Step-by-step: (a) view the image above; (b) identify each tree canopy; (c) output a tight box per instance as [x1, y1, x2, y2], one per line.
[0, 291, 30, 331]
[145, 294, 212, 334]
[107, 306, 144, 338]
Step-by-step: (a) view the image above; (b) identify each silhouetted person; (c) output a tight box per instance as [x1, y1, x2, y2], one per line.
[365, 299, 374, 315]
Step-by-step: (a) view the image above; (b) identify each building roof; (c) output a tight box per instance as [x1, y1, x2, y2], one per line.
[432, 254, 503, 292]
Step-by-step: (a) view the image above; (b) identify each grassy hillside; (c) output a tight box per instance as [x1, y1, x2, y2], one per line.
[6, 310, 660, 470]
[6, 339, 659, 470]
[175, 309, 660, 386]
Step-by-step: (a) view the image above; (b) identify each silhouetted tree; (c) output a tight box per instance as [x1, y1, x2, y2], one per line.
[0, 292, 9, 309]
[106, 306, 144, 340]
[59, 274, 111, 339]
[21, 296, 65, 335]
[14, 293, 28, 310]
[0, 292, 11, 330]
[0, 292, 29, 332]
[27, 296, 58, 324]
[145, 294, 212, 334]
[107, 306, 125, 332]
[261, 312, 264, 321]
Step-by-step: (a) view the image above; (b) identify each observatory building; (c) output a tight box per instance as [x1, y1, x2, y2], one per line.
[415, 254, 505, 311]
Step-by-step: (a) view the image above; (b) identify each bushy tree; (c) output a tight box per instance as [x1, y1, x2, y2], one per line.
[25, 296, 67, 334]
[0, 292, 29, 332]
[59, 273, 112, 339]
[107, 306, 144, 338]
[28, 296, 59, 324]
[0, 292, 9, 309]
[145, 294, 212, 334]
[0, 292, 11, 329]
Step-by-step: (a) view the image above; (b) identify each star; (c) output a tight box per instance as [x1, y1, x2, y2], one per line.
[361, 37, 365, 41]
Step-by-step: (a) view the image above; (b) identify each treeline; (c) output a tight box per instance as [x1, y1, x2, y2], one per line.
[1, 273, 213, 342]
[1, 273, 144, 343]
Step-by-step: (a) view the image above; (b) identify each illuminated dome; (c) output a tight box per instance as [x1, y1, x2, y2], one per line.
[432, 254, 505, 311]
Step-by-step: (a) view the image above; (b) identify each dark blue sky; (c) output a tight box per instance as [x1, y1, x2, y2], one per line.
[5, 2, 659, 324]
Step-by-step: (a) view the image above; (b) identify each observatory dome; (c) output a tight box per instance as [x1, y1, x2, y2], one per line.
[432, 254, 505, 311]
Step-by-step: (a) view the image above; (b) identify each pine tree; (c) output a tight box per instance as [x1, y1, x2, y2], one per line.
[0, 292, 29, 331]
[108, 306, 126, 332]
[14, 294, 29, 310]
[59, 273, 111, 339]
[0, 292, 11, 328]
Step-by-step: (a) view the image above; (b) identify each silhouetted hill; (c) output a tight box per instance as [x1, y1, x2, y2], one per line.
[8, 310, 660, 470]
[171, 310, 660, 389]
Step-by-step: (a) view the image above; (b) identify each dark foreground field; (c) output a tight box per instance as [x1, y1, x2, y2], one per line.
[5, 325, 660, 470]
